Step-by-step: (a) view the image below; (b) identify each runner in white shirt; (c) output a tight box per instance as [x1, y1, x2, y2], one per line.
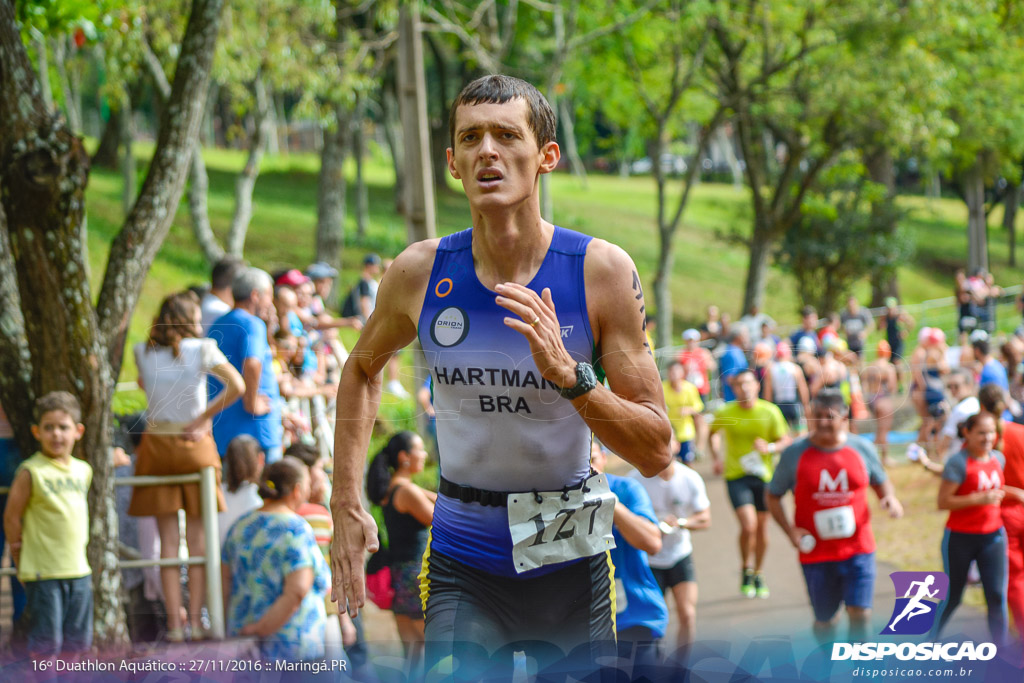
[631, 441, 711, 650]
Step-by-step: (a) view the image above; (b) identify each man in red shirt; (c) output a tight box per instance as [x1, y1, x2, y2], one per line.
[1000, 419, 1024, 643]
[766, 389, 903, 641]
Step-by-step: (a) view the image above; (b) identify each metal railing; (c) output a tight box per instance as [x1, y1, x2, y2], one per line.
[1, 466, 225, 640]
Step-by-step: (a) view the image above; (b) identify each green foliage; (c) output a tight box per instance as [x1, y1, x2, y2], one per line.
[777, 155, 913, 313]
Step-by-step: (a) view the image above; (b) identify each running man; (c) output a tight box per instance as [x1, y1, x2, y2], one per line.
[710, 368, 791, 598]
[329, 75, 672, 681]
[766, 389, 903, 642]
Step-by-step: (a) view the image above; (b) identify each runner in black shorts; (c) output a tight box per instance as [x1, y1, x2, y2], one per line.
[710, 370, 791, 599]
[330, 75, 672, 681]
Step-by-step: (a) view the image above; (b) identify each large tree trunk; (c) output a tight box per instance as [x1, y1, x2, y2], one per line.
[742, 228, 773, 314]
[0, 0, 225, 650]
[964, 158, 989, 273]
[316, 106, 348, 272]
[226, 76, 272, 256]
[1005, 181, 1020, 267]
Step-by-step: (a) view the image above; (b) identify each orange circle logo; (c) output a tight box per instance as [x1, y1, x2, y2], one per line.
[435, 278, 454, 298]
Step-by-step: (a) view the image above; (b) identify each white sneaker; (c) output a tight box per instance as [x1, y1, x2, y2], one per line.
[386, 380, 410, 399]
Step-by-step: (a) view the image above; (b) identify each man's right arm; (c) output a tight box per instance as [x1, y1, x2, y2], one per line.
[330, 240, 436, 617]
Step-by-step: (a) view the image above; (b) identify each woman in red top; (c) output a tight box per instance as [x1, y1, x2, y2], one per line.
[934, 413, 1022, 641]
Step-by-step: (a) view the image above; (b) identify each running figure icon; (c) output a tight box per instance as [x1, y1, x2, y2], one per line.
[888, 574, 940, 632]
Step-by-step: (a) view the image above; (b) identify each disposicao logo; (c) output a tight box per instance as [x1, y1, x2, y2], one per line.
[883, 571, 949, 636]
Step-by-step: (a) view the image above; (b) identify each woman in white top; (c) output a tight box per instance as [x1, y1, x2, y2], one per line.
[128, 291, 244, 641]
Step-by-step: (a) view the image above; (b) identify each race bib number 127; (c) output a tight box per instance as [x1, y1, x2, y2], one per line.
[507, 474, 617, 574]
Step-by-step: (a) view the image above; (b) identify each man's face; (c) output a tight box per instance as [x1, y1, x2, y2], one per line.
[803, 313, 818, 329]
[313, 278, 332, 299]
[808, 405, 848, 447]
[735, 372, 760, 402]
[256, 286, 274, 319]
[447, 98, 558, 211]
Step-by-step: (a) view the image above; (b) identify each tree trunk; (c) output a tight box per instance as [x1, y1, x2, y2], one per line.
[559, 97, 587, 185]
[352, 105, 369, 241]
[1005, 181, 1020, 267]
[52, 36, 82, 134]
[92, 108, 122, 169]
[226, 76, 272, 256]
[1, 0, 225, 650]
[397, 4, 437, 244]
[188, 140, 223, 265]
[120, 97, 135, 216]
[424, 32, 451, 195]
[964, 158, 989, 273]
[316, 106, 348, 271]
[32, 31, 53, 112]
[274, 91, 289, 154]
[864, 146, 900, 307]
[742, 228, 773, 314]
[653, 229, 673, 353]
[382, 79, 405, 214]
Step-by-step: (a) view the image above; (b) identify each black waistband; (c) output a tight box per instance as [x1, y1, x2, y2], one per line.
[438, 473, 596, 508]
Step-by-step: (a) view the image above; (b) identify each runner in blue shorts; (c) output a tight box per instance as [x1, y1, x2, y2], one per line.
[767, 390, 903, 642]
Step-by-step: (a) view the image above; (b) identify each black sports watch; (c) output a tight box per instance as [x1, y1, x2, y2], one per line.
[558, 361, 598, 400]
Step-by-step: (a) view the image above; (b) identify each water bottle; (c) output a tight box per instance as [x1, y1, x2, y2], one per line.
[906, 443, 923, 462]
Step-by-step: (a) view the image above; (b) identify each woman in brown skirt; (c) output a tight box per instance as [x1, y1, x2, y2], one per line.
[129, 291, 244, 641]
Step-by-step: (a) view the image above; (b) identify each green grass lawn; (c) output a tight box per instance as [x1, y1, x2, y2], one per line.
[81, 143, 1024, 384]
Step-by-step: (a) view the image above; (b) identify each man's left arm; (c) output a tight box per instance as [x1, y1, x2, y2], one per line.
[495, 241, 671, 476]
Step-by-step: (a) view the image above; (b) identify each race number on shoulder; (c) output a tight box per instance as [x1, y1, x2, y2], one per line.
[507, 474, 617, 574]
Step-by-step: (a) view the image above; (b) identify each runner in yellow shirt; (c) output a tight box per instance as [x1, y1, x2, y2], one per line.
[710, 369, 790, 599]
[664, 361, 704, 462]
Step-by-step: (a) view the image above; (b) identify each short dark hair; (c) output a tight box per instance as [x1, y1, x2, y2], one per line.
[732, 368, 756, 383]
[972, 338, 990, 357]
[811, 388, 847, 414]
[34, 391, 82, 424]
[211, 256, 245, 291]
[448, 75, 556, 148]
[284, 442, 320, 469]
[801, 305, 817, 318]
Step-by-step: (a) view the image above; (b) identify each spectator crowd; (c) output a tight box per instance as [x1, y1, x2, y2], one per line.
[3, 260, 1024, 675]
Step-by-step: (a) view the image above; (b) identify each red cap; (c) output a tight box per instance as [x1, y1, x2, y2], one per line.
[275, 269, 310, 288]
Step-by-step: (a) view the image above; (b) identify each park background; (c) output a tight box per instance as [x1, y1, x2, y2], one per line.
[3, 0, 1024, 670]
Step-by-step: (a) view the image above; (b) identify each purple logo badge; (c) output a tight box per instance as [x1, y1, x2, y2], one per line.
[883, 571, 949, 635]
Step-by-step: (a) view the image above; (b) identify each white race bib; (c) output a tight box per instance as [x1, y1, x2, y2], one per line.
[739, 451, 769, 479]
[507, 474, 617, 574]
[813, 505, 856, 540]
